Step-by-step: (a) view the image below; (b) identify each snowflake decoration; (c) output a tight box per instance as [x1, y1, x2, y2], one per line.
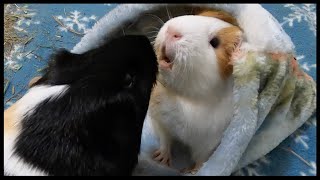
[8, 4, 40, 33]
[300, 161, 316, 176]
[301, 62, 316, 72]
[295, 54, 315, 75]
[294, 134, 309, 149]
[55, 10, 98, 34]
[4, 44, 35, 71]
[309, 162, 316, 175]
[305, 118, 316, 127]
[281, 4, 316, 36]
[4, 4, 40, 71]
[295, 55, 305, 61]
[233, 156, 270, 176]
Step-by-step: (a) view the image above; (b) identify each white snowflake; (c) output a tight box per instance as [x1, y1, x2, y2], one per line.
[294, 134, 309, 149]
[234, 166, 262, 176]
[257, 156, 270, 165]
[54, 10, 98, 34]
[26, 53, 35, 59]
[4, 44, 35, 70]
[12, 5, 40, 29]
[301, 62, 316, 72]
[309, 162, 316, 175]
[59, 26, 68, 32]
[306, 118, 316, 126]
[57, 15, 64, 20]
[89, 15, 97, 20]
[13, 26, 28, 33]
[246, 167, 260, 176]
[296, 55, 305, 61]
[81, 17, 89, 22]
[299, 161, 316, 176]
[65, 23, 74, 29]
[281, 4, 316, 36]
[4, 4, 40, 71]
[233, 156, 269, 176]
[70, 10, 81, 20]
[300, 172, 307, 176]
[5, 44, 23, 68]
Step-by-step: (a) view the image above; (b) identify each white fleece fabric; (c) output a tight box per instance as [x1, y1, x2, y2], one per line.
[71, 4, 316, 176]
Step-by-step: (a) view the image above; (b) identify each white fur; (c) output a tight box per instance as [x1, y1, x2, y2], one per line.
[154, 15, 233, 99]
[149, 15, 234, 165]
[14, 85, 69, 121]
[4, 135, 48, 176]
[4, 85, 69, 176]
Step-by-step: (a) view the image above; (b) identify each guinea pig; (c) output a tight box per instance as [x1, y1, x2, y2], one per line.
[148, 10, 243, 174]
[4, 35, 158, 176]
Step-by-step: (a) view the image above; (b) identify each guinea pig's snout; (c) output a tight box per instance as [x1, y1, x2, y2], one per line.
[157, 25, 183, 70]
[165, 26, 182, 42]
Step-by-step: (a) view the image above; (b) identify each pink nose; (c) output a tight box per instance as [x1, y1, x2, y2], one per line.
[165, 26, 182, 41]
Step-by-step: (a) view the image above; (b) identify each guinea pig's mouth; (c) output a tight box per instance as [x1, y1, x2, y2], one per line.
[158, 45, 174, 70]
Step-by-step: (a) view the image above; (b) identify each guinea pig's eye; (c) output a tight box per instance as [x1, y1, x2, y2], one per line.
[210, 37, 220, 48]
[123, 73, 135, 89]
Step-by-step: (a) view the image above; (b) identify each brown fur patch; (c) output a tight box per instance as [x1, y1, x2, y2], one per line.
[270, 53, 288, 61]
[196, 9, 239, 27]
[197, 9, 242, 79]
[215, 26, 242, 79]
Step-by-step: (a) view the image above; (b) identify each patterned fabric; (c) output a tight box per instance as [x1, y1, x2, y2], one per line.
[3, 4, 316, 176]
[230, 51, 316, 176]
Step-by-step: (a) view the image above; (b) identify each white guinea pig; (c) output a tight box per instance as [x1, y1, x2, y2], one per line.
[148, 10, 243, 174]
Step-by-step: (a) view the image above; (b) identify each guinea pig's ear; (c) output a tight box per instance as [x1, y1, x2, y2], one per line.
[197, 9, 238, 27]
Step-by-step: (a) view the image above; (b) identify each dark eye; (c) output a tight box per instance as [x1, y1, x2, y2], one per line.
[123, 73, 135, 88]
[210, 37, 220, 48]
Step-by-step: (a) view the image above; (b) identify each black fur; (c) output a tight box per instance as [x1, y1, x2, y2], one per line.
[12, 35, 158, 176]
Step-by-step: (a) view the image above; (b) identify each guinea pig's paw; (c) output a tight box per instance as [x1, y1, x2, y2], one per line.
[152, 149, 172, 167]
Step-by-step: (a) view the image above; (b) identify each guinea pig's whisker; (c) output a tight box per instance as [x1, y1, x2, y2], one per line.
[169, 7, 173, 19]
[189, 54, 195, 74]
[146, 26, 160, 32]
[165, 5, 172, 20]
[147, 35, 157, 41]
[177, 56, 186, 81]
[147, 35, 157, 40]
[182, 56, 188, 79]
[145, 30, 160, 34]
[147, 35, 158, 39]
[190, 7, 194, 15]
[144, 14, 165, 25]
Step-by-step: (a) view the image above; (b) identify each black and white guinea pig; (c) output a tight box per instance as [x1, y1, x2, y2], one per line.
[4, 35, 158, 176]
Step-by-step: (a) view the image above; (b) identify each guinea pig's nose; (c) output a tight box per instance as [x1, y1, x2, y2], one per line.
[166, 26, 182, 41]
